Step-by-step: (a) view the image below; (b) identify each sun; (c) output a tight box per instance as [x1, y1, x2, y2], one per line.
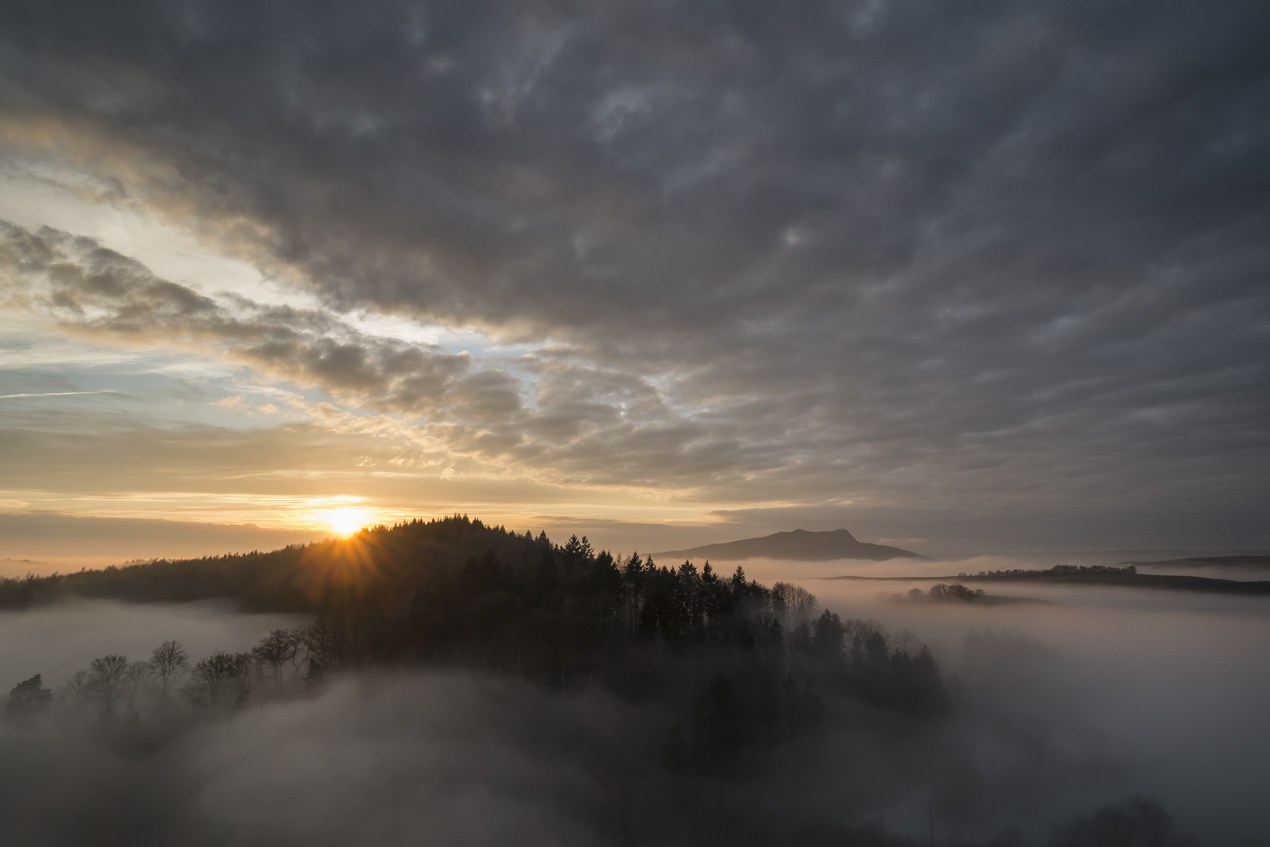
[328, 508, 371, 537]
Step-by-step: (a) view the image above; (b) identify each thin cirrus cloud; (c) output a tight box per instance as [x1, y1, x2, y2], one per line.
[0, 221, 736, 490]
[0, 0, 1267, 549]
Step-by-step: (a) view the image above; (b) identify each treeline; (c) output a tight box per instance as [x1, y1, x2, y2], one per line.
[0, 516, 565, 611]
[890, 584, 987, 603]
[5, 626, 328, 727]
[956, 564, 1138, 579]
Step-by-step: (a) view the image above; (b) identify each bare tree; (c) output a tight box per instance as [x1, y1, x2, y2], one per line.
[305, 616, 348, 670]
[253, 629, 299, 689]
[233, 653, 260, 706]
[88, 653, 129, 713]
[64, 669, 91, 705]
[149, 640, 189, 698]
[192, 651, 253, 707]
[122, 660, 150, 712]
[287, 628, 311, 680]
[772, 582, 817, 625]
[843, 618, 887, 665]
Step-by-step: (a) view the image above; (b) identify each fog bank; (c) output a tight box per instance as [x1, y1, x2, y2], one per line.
[0, 600, 307, 690]
[754, 558, 1270, 845]
[2, 582, 1265, 844]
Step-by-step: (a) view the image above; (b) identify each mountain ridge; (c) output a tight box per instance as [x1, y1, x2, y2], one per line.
[655, 528, 929, 562]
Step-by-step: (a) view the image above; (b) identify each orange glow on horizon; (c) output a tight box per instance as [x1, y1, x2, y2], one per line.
[328, 508, 372, 537]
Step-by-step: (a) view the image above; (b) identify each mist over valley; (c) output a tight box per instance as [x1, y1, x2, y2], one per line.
[2, 521, 1266, 845]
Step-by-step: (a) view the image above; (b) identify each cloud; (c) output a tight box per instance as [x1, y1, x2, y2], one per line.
[0, 222, 480, 420]
[0, 221, 775, 492]
[0, 0, 1267, 545]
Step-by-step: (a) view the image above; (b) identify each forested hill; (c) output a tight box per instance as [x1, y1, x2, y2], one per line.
[0, 515, 949, 775]
[657, 528, 928, 562]
[0, 516, 548, 613]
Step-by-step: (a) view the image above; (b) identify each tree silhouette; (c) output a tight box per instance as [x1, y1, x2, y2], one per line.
[929, 583, 985, 602]
[303, 657, 326, 694]
[88, 653, 129, 713]
[772, 582, 817, 626]
[812, 609, 846, 663]
[4, 674, 52, 721]
[122, 660, 150, 712]
[253, 629, 299, 689]
[149, 640, 189, 698]
[286, 629, 311, 680]
[64, 668, 91, 705]
[192, 651, 251, 707]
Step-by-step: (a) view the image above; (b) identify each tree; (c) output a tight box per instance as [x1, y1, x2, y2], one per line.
[149, 640, 190, 697]
[64, 669, 91, 704]
[622, 551, 645, 585]
[88, 653, 130, 713]
[5, 674, 52, 721]
[929, 583, 983, 602]
[303, 657, 326, 694]
[812, 609, 845, 662]
[561, 535, 594, 569]
[286, 628, 311, 679]
[192, 651, 251, 707]
[253, 629, 299, 688]
[122, 660, 150, 712]
[305, 616, 349, 669]
[844, 619, 885, 666]
[772, 582, 817, 625]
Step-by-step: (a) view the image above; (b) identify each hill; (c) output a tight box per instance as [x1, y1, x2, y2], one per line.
[825, 564, 1270, 596]
[656, 529, 928, 562]
[0, 515, 951, 764]
[1123, 554, 1270, 571]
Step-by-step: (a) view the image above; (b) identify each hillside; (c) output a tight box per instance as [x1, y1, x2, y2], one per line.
[0, 515, 951, 760]
[656, 528, 928, 562]
[826, 564, 1270, 596]
[1124, 554, 1270, 571]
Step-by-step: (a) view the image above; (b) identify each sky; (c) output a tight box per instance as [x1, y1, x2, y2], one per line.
[1, 0, 1268, 565]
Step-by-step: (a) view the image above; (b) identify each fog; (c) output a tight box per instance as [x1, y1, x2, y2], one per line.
[1, 579, 1266, 845]
[741, 557, 1270, 845]
[0, 672, 644, 847]
[0, 600, 308, 691]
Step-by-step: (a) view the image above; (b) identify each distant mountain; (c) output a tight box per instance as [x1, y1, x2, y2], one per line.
[655, 529, 929, 562]
[1123, 555, 1270, 571]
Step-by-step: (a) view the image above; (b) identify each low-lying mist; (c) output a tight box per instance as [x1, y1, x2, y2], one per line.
[2, 563, 1265, 845]
[738, 556, 1270, 844]
[0, 599, 308, 691]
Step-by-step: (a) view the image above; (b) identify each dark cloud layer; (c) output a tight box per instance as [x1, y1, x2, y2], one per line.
[1, 0, 1268, 543]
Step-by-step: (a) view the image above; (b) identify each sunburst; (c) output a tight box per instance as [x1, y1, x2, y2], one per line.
[328, 508, 371, 537]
